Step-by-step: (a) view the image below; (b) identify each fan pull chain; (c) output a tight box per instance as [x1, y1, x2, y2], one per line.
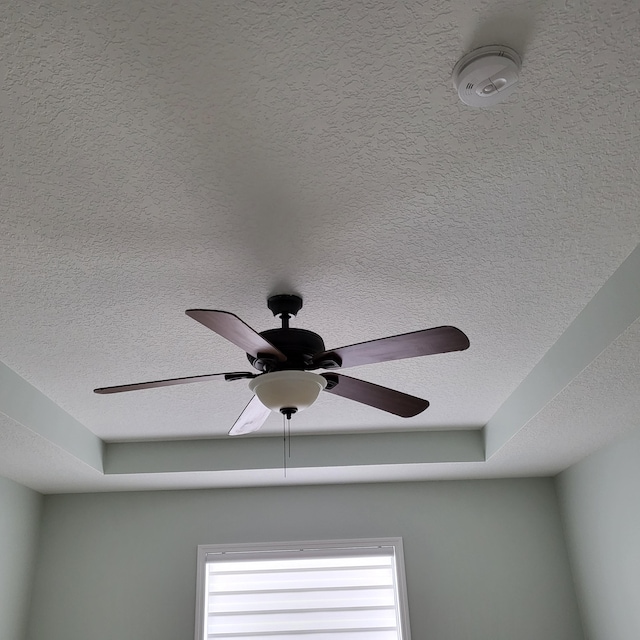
[283, 413, 287, 477]
[281, 412, 294, 478]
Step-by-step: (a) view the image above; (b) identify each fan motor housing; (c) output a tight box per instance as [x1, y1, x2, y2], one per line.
[248, 328, 326, 372]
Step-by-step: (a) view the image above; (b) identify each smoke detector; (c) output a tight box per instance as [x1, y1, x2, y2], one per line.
[452, 45, 522, 107]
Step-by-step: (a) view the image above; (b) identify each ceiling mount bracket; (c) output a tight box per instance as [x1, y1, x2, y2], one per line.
[268, 294, 303, 329]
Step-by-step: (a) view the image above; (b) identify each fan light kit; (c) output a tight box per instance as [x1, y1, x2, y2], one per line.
[249, 370, 327, 418]
[94, 294, 470, 436]
[452, 45, 522, 107]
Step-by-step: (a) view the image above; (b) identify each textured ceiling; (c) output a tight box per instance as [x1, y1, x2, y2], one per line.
[0, 0, 639, 492]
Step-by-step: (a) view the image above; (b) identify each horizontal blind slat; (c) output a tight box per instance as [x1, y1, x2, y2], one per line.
[210, 605, 396, 618]
[210, 567, 393, 592]
[209, 587, 395, 613]
[208, 607, 397, 634]
[207, 555, 393, 573]
[208, 628, 398, 640]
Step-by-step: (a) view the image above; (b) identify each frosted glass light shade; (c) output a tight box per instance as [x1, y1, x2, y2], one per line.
[249, 371, 327, 413]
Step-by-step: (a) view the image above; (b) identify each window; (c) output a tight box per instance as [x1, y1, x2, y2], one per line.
[194, 538, 411, 640]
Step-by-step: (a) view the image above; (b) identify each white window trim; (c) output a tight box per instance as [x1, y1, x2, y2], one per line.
[194, 537, 412, 640]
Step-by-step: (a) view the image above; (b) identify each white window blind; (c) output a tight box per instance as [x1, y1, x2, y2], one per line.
[195, 539, 411, 640]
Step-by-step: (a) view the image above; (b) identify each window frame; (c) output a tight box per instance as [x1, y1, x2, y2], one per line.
[194, 537, 412, 640]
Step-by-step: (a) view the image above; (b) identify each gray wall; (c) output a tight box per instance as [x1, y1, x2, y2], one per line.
[557, 426, 640, 640]
[26, 479, 583, 640]
[0, 475, 42, 640]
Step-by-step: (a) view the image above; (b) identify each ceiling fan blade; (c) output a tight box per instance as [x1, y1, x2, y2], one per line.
[186, 309, 286, 361]
[94, 371, 255, 394]
[315, 326, 469, 369]
[321, 373, 429, 418]
[228, 395, 271, 436]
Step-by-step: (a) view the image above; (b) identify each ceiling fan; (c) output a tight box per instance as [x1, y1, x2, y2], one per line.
[94, 295, 470, 436]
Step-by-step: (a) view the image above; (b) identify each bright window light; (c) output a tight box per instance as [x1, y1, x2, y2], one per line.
[194, 538, 411, 640]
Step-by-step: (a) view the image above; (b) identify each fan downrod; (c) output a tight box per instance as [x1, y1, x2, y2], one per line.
[247, 295, 327, 373]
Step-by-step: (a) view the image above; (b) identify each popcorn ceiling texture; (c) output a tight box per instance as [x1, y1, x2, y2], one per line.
[1, 0, 639, 489]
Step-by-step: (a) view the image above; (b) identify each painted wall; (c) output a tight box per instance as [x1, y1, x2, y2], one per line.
[26, 479, 583, 640]
[0, 475, 42, 640]
[557, 426, 640, 640]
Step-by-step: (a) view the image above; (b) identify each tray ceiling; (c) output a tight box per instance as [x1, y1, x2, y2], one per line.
[0, 0, 639, 492]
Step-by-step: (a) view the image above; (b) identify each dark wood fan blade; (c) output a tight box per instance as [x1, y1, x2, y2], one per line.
[321, 373, 429, 418]
[186, 309, 286, 361]
[315, 326, 469, 369]
[228, 395, 271, 436]
[94, 372, 255, 394]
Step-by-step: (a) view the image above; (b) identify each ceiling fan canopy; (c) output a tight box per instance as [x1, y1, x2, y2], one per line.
[94, 294, 470, 436]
